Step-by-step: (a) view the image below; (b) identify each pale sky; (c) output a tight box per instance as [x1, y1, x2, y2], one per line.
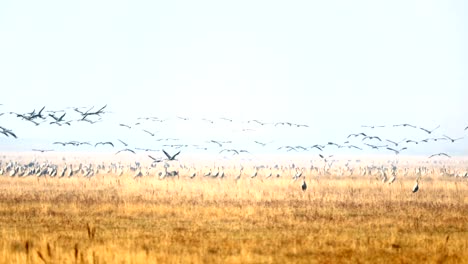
[0, 0, 467, 157]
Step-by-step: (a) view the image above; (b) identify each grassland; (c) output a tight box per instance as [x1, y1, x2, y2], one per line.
[0, 171, 466, 263]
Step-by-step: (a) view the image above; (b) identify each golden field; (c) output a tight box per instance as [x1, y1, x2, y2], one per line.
[0, 164, 467, 263]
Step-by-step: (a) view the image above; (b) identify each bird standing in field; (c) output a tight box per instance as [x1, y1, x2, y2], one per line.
[235, 168, 243, 181]
[301, 178, 307, 191]
[412, 179, 419, 193]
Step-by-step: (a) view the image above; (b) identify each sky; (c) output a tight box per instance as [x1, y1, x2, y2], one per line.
[0, 0, 467, 158]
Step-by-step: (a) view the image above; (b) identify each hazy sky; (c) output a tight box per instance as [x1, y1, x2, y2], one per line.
[0, 0, 467, 157]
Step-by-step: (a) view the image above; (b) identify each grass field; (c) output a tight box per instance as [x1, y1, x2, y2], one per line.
[0, 170, 466, 263]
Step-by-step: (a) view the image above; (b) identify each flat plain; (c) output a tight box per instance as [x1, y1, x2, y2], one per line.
[0, 155, 467, 263]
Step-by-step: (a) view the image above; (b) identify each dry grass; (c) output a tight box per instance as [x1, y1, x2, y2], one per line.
[0, 171, 466, 263]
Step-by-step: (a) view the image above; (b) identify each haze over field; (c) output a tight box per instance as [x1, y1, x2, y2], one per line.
[0, 0, 467, 156]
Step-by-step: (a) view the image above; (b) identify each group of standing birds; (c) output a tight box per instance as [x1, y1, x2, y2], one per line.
[300, 179, 419, 193]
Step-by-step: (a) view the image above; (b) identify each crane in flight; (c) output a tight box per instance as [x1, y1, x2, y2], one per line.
[364, 143, 387, 149]
[95, 142, 114, 147]
[148, 155, 163, 163]
[208, 140, 223, 147]
[119, 124, 131, 129]
[0, 126, 17, 138]
[442, 135, 464, 143]
[118, 139, 128, 147]
[219, 149, 239, 155]
[428, 153, 451, 159]
[254, 140, 273, 147]
[386, 147, 407, 155]
[393, 123, 417, 128]
[419, 125, 440, 134]
[309, 145, 324, 151]
[385, 138, 406, 147]
[115, 148, 136, 155]
[347, 145, 362, 150]
[32, 149, 54, 153]
[163, 150, 181, 160]
[220, 117, 232, 122]
[248, 120, 268, 126]
[142, 129, 156, 136]
[347, 133, 367, 138]
[362, 136, 382, 141]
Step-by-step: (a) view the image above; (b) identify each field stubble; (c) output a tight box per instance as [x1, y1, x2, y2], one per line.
[0, 171, 466, 263]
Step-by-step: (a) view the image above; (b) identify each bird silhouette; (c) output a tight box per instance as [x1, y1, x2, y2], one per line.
[115, 148, 136, 155]
[347, 133, 367, 138]
[142, 129, 156, 136]
[0, 126, 17, 138]
[386, 147, 407, 155]
[393, 123, 417, 128]
[428, 153, 451, 158]
[219, 149, 239, 155]
[365, 143, 387, 149]
[362, 136, 382, 141]
[419, 125, 440, 134]
[148, 155, 162, 163]
[163, 150, 181, 160]
[118, 139, 128, 146]
[443, 135, 464, 143]
[385, 138, 406, 147]
[208, 140, 223, 147]
[347, 145, 362, 150]
[95, 142, 114, 147]
[119, 124, 131, 129]
[249, 120, 268, 126]
[412, 181, 419, 193]
[32, 149, 54, 153]
[136, 147, 159, 152]
[309, 145, 324, 151]
[405, 140, 419, 145]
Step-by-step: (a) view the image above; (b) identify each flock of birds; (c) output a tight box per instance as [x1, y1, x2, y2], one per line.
[1, 103, 467, 193]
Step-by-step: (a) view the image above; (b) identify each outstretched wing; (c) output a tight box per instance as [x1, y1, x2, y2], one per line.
[386, 147, 398, 154]
[430, 125, 440, 133]
[172, 151, 181, 159]
[6, 130, 17, 138]
[419, 127, 430, 133]
[127, 148, 136, 154]
[162, 149, 171, 159]
[148, 155, 161, 162]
